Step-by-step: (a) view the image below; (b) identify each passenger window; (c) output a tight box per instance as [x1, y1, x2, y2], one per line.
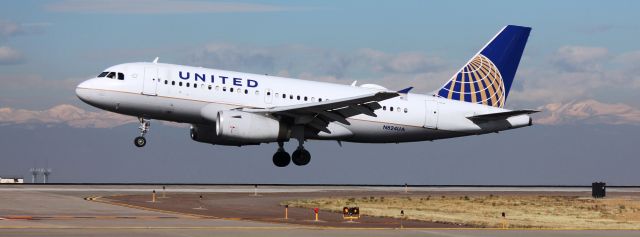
[223, 87, 227, 92]
[289, 95, 293, 99]
[208, 85, 212, 90]
[390, 107, 394, 112]
[304, 96, 308, 101]
[255, 90, 260, 95]
[397, 107, 401, 112]
[267, 91, 271, 96]
[172, 81, 175, 86]
[296, 95, 300, 100]
[98, 72, 108, 77]
[194, 83, 197, 88]
[179, 82, 183, 86]
[404, 108, 408, 113]
[383, 106, 386, 111]
[230, 88, 234, 92]
[275, 93, 279, 98]
[215, 86, 220, 91]
[117, 72, 124, 80]
[311, 97, 315, 101]
[319, 98, 322, 102]
[164, 80, 168, 85]
[244, 89, 248, 94]
[282, 94, 286, 99]
[186, 82, 190, 87]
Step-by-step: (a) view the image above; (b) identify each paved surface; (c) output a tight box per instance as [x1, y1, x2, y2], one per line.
[1, 185, 639, 236]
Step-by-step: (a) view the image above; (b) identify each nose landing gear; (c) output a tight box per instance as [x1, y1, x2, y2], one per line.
[134, 117, 150, 148]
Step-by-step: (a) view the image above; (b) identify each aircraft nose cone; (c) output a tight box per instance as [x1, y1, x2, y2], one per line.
[75, 81, 93, 103]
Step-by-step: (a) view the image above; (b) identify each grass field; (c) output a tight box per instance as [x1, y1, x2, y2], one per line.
[283, 194, 640, 229]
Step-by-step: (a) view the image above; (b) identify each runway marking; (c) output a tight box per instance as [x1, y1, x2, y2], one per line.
[1, 216, 183, 220]
[85, 196, 216, 219]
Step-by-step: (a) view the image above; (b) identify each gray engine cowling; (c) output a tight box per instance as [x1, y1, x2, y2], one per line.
[215, 110, 288, 143]
[190, 124, 259, 146]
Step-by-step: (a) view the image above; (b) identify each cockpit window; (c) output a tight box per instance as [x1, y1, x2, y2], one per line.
[99, 71, 125, 80]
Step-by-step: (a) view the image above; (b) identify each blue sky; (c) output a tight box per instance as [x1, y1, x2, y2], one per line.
[2, 0, 640, 109]
[1, 1, 640, 183]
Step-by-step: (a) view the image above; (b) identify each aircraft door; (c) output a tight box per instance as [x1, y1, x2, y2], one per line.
[424, 100, 439, 129]
[142, 67, 159, 96]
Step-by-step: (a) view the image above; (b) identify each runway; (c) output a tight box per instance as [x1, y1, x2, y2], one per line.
[1, 185, 639, 236]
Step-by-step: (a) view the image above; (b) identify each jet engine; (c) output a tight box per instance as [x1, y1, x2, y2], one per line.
[190, 124, 259, 146]
[215, 110, 288, 143]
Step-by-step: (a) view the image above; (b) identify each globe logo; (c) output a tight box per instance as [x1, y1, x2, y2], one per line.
[441, 54, 505, 108]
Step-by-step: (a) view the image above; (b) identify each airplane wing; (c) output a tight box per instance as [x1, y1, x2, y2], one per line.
[242, 91, 399, 133]
[467, 109, 539, 122]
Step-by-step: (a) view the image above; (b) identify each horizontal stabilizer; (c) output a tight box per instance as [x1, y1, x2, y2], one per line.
[467, 109, 538, 122]
[397, 87, 413, 94]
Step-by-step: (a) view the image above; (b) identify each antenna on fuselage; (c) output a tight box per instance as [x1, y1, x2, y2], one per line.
[152, 57, 159, 64]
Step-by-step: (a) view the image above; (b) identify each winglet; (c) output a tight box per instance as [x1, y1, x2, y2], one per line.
[152, 57, 159, 64]
[397, 87, 413, 94]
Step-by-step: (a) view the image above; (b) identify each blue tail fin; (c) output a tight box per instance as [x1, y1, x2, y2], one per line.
[437, 25, 531, 108]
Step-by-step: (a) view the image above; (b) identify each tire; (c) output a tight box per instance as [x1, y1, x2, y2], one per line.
[134, 136, 146, 147]
[272, 151, 291, 167]
[292, 149, 311, 166]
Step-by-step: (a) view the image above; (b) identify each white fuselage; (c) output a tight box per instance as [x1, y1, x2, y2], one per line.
[76, 62, 531, 144]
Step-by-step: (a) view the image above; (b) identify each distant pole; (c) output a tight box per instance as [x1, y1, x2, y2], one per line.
[30, 168, 38, 183]
[152, 190, 156, 203]
[254, 184, 258, 196]
[162, 186, 166, 198]
[285, 205, 288, 220]
[404, 183, 408, 193]
[43, 169, 51, 184]
[400, 210, 404, 229]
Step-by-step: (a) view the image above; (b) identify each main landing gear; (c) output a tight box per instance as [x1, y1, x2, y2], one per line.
[272, 139, 311, 167]
[134, 117, 150, 148]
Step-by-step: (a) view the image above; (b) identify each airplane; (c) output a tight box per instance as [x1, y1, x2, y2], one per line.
[76, 25, 537, 167]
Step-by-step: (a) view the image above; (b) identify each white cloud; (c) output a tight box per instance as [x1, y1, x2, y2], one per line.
[188, 43, 449, 92]
[0, 20, 21, 38]
[0, 19, 50, 38]
[507, 45, 640, 108]
[46, 0, 293, 14]
[552, 46, 608, 72]
[0, 46, 24, 65]
[357, 48, 445, 74]
[535, 99, 640, 125]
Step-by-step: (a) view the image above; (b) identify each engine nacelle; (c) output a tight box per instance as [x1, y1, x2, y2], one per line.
[216, 110, 288, 143]
[190, 124, 259, 146]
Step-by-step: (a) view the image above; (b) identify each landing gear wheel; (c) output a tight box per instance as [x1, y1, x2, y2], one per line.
[292, 148, 311, 166]
[134, 136, 146, 147]
[272, 151, 291, 167]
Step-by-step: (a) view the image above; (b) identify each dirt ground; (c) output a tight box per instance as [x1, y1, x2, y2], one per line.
[105, 189, 640, 229]
[286, 193, 640, 229]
